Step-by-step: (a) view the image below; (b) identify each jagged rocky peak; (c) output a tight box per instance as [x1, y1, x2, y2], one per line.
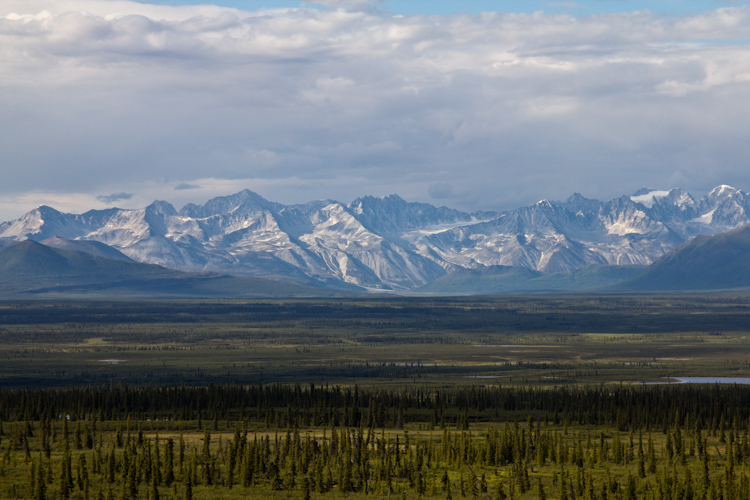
[709, 184, 740, 196]
[534, 199, 554, 208]
[563, 193, 602, 212]
[632, 187, 657, 196]
[179, 189, 282, 218]
[629, 188, 672, 208]
[21, 205, 54, 221]
[348, 193, 473, 234]
[705, 185, 745, 204]
[662, 189, 695, 209]
[348, 194, 408, 214]
[629, 187, 695, 210]
[28, 205, 68, 223]
[146, 200, 177, 216]
[349, 193, 467, 216]
[697, 185, 750, 229]
[0, 205, 79, 241]
[702, 185, 747, 211]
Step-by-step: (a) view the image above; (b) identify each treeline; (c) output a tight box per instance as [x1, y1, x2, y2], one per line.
[3, 384, 750, 433]
[3, 296, 750, 344]
[0, 301, 470, 326]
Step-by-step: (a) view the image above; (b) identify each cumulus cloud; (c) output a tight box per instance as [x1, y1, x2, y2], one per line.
[97, 192, 134, 204]
[1, 1, 750, 221]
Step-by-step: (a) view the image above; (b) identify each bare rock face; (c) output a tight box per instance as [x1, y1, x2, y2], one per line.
[1, 185, 748, 290]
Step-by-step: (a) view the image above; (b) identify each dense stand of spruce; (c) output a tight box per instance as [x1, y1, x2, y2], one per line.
[2, 384, 750, 431]
[2, 384, 750, 500]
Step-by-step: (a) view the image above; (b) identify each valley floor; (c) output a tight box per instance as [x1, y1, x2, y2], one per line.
[2, 295, 750, 387]
[2, 295, 750, 499]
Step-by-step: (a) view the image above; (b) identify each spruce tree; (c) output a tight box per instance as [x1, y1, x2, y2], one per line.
[35, 455, 46, 500]
[495, 481, 506, 500]
[647, 435, 657, 474]
[558, 469, 568, 500]
[164, 439, 174, 487]
[150, 473, 159, 500]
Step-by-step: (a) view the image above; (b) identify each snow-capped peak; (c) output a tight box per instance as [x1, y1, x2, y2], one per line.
[708, 185, 739, 198]
[179, 189, 280, 218]
[630, 189, 671, 208]
[146, 200, 177, 216]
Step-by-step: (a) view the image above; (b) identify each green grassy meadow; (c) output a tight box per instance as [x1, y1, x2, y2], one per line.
[1, 295, 750, 387]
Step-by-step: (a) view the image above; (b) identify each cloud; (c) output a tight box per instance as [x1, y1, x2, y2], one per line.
[428, 183, 453, 199]
[1, 2, 750, 221]
[0, 191, 104, 219]
[174, 183, 201, 190]
[97, 192, 134, 204]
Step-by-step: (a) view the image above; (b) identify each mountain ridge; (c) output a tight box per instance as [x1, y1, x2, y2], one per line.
[1, 185, 748, 290]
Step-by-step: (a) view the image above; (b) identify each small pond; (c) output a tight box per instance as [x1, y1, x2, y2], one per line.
[473, 344, 552, 348]
[639, 377, 750, 385]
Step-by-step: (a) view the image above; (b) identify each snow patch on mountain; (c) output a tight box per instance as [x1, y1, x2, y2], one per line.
[690, 209, 716, 225]
[630, 190, 671, 208]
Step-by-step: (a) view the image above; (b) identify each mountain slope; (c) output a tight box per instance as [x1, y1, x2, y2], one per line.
[619, 223, 750, 291]
[415, 264, 644, 294]
[0, 240, 344, 298]
[40, 236, 133, 261]
[414, 265, 544, 294]
[0, 240, 188, 280]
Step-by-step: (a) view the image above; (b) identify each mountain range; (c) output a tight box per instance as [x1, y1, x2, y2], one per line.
[1, 184, 749, 291]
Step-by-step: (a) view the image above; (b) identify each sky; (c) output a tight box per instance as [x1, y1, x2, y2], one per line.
[141, 1, 746, 16]
[1, 0, 750, 220]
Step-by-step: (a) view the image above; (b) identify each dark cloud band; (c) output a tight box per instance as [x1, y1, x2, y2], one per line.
[97, 193, 134, 204]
